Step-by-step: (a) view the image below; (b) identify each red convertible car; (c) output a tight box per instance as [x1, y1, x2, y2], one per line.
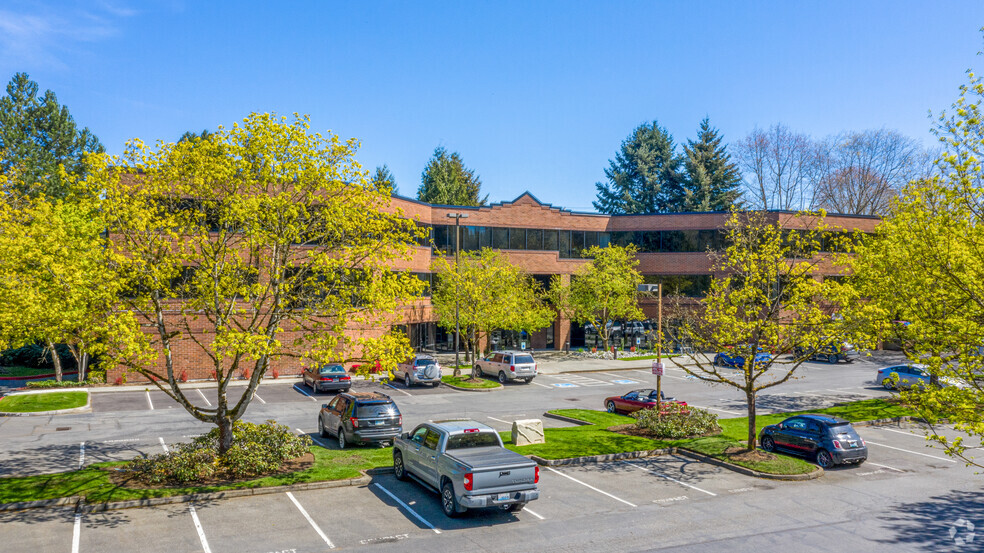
[604, 389, 688, 415]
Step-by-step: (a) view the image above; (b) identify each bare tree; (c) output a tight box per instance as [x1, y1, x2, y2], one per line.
[735, 124, 820, 211]
[815, 129, 926, 215]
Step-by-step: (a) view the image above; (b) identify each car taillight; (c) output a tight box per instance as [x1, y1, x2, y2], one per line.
[510, 365, 515, 372]
[320, 377, 331, 381]
[397, 415, 402, 425]
[349, 417, 359, 428]
[533, 364, 537, 372]
[534, 466, 539, 483]
[340, 376, 350, 381]
[463, 473, 473, 491]
[832, 440, 842, 450]
[860, 437, 866, 446]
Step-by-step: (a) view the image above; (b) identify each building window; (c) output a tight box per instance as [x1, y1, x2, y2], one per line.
[510, 227, 526, 249]
[527, 228, 543, 250]
[493, 227, 509, 249]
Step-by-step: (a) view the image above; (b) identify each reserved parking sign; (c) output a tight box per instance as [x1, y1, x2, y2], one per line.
[652, 361, 664, 376]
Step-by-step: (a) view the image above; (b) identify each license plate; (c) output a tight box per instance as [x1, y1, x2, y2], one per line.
[497, 493, 510, 502]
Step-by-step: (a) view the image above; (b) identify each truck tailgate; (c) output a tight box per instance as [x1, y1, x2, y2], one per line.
[446, 447, 537, 491]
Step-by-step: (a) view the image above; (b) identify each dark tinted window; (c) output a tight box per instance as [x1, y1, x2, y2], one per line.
[558, 230, 570, 257]
[527, 228, 543, 250]
[423, 430, 441, 449]
[493, 227, 509, 249]
[510, 228, 526, 249]
[356, 402, 399, 418]
[570, 231, 585, 257]
[319, 365, 346, 374]
[543, 230, 559, 251]
[446, 432, 500, 450]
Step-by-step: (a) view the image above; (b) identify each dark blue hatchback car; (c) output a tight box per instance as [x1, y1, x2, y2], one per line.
[759, 414, 867, 468]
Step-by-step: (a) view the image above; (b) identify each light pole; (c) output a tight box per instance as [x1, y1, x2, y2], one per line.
[639, 282, 663, 410]
[446, 212, 469, 375]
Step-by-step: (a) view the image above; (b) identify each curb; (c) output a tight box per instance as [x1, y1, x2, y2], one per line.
[541, 412, 593, 426]
[851, 415, 920, 427]
[0, 472, 378, 513]
[440, 380, 502, 392]
[0, 390, 91, 417]
[531, 448, 676, 466]
[676, 448, 824, 481]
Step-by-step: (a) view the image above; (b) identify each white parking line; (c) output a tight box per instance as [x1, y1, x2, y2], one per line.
[286, 491, 335, 548]
[866, 461, 905, 473]
[382, 382, 413, 397]
[828, 388, 881, 397]
[529, 380, 552, 388]
[296, 428, 305, 435]
[522, 506, 545, 520]
[196, 389, 212, 406]
[871, 427, 923, 438]
[188, 505, 212, 553]
[865, 440, 957, 462]
[544, 467, 637, 507]
[78, 441, 85, 470]
[373, 483, 441, 533]
[487, 416, 510, 424]
[146, 391, 154, 410]
[688, 404, 742, 416]
[72, 513, 81, 553]
[253, 392, 266, 404]
[159, 437, 169, 454]
[620, 461, 717, 496]
[294, 384, 319, 401]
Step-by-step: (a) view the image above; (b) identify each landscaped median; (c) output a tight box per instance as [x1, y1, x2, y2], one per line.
[504, 399, 916, 477]
[440, 375, 501, 390]
[0, 390, 89, 414]
[0, 446, 391, 508]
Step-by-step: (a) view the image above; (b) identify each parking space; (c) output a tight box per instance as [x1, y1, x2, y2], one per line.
[79, 504, 206, 553]
[0, 507, 76, 553]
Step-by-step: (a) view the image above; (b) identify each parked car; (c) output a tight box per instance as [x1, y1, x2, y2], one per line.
[604, 389, 687, 415]
[759, 414, 867, 468]
[794, 341, 861, 364]
[876, 364, 935, 389]
[318, 391, 402, 449]
[392, 420, 540, 517]
[713, 349, 773, 368]
[395, 354, 442, 387]
[473, 350, 537, 383]
[301, 364, 352, 393]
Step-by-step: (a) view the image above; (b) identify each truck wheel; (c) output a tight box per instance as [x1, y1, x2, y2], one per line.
[498, 371, 507, 384]
[393, 451, 408, 481]
[441, 480, 462, 518]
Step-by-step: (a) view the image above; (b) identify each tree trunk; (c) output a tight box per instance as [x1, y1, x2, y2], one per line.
[218, 416, 234, 455]
[47, 340, 63, 382]
[746, 390, 757, 452]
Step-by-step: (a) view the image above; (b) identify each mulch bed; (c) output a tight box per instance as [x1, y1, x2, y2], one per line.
[723, 446, 777, 463]
[106, 452, 315, 490]
[607, 424, 722, 440]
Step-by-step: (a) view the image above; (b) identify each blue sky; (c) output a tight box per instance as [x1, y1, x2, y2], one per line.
[2, 1, 983, 210]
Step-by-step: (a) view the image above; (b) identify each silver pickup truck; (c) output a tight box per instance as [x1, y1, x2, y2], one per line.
[392, 420, 540, 518]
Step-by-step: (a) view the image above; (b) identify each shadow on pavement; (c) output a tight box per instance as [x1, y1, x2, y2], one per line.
[874, 488, 984, 550]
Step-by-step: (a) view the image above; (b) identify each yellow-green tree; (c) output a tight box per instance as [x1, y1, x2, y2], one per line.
[678, 210, 871, 451]
[92, 113, 425, 453]
[0, 168, 125, 382]
[431, 248, 554, 376]
[852, 73, 984, 468]
[550, 244, 644, 351]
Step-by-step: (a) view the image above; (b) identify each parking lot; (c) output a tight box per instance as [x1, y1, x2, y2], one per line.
[1, 417, 977, 553]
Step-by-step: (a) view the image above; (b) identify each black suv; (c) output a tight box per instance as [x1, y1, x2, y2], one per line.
[318, 391, 402, 449]
[759, 414, 867, 468]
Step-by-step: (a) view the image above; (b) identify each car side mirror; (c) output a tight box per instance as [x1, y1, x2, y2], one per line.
[403, 432, 410, 440]
[321, 404, 328, 409]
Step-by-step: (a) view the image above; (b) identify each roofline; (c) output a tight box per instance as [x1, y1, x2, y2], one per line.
[390, 193, 881, 221]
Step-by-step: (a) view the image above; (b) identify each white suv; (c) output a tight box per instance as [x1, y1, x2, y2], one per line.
[395, 355, 442, 387]
[474, 351, 537, 384]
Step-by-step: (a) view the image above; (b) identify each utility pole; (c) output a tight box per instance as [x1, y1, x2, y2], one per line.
[446, 212, 469, 376]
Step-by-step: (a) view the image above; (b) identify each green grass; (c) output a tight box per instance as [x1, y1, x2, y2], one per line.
[441, 375, 501, 389]
[0, 446, 393, 504]
[512, 399, 910, 475]
[0, 366, 64, 378]
[616, 354, 678, 361]
[0, 391, 88, 413]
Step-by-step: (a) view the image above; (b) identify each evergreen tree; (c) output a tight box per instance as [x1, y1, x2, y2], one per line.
[0, 73, 103, 198]
[372, 164, 397, 194]
[593, 121, 682, 214]
[677, 118, 743, 212]
[178, 129, 213, 143]
[417, 147, 487, 206]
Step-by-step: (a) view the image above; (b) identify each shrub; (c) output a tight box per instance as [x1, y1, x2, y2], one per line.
[632, 404, 720, 439]
[125, 420, 311, 485]
[25, 379, 100, 389]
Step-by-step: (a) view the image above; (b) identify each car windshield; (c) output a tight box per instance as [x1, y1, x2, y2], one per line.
[445, 432, 500, 450]
[514, 354, 535, 364]
[356, 403, 399, 418]
[319, 365, 346, 374]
